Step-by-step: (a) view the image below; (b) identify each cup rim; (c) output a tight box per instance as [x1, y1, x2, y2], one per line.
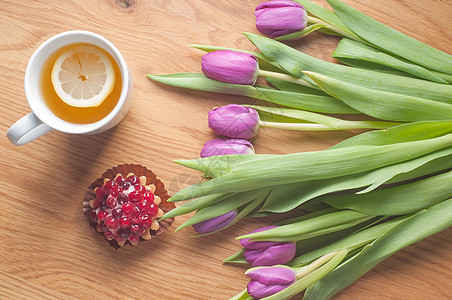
[25, 30, 130, 134]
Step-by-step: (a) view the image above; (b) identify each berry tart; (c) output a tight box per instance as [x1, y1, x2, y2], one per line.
[83, 164, 175, 247]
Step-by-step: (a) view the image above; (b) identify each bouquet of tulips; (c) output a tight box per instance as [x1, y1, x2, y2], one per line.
[148, 0, 452, 299]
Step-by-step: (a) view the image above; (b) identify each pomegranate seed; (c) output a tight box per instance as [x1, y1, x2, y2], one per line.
[131, 217, 140, 225]
[112, 208, 123, 218]
[115, 175, 126, 186]
[119, 216, 131, 228]
[122, 203, 134, 215]
[117, 193, 128, 204]
[148, 203, 158, 217]
[95, 187, 104, 200]
[140, 213, 152, 229]
[126, 175, 140, 185]
[105, 216, 118, 229]
[139, 199, 152, 212]
[104, 180, 118, 190]
[129, 191, 143, 203]
[143, 191, 155, 202]
[131, 224, 144, 236]
[89, 211, 98, 222]
[131, 206, 141, 217]
[110, 186, 122, 197]
[129, 235, 140, 244]
[121, 182, 132, 191]
[97, 210, 108, 221]
[106, 197, 117, 209]
[134, 185, 146, 193]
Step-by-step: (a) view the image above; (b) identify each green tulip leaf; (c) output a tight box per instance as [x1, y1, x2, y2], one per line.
[170, 134, 452, 201]
[333, 38, 448, 83]
[290, 217, 406, 267]
[293, 0, 360, 40]
[160, 193, 234, 220]
[261, 148, 452, 213]
[323, 170, 452, 215]
[244, 33, 452, 104]
[331, 121, 452, 149]
[326, 0, 452, 75]
[148, 73, 357, 114]
[175, 188, 271, 232]
[264, 77, 325, 95]
[303, 198, 452, 300]
[304, 71, 452, 122]
[236, 210, 372, 242]
[174, 154, 274, 179]
[223, 248, 247, 264]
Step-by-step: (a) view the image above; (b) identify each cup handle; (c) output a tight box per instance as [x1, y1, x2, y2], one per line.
[6, 112, 53, 146]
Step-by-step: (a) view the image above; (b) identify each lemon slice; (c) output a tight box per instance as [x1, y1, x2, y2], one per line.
[51, 45, 115, 107]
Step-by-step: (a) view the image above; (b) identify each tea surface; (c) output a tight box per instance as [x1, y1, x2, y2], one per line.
[41, 43, 122, 124]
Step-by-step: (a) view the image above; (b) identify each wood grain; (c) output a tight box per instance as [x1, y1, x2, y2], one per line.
[0, 0, 451, 299]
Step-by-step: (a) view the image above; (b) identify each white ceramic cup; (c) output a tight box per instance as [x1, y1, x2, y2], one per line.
[6, 30, 132, 146]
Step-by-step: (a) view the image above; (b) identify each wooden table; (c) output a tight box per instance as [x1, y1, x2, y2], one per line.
[1, 0, 451, 299]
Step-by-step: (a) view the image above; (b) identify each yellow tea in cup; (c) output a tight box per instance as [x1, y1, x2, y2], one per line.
[40, 43, 122, 124]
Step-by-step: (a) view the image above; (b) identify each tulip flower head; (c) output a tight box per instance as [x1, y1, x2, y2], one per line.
[240, 226, 296, 266]
[192, 210, 237, 234]
[200, 138, 255, 158]
[255, 0, 308, 38]
[208, 104, 260, 140]
[246, 265, 297, 299]
[201, 50, 259, 85]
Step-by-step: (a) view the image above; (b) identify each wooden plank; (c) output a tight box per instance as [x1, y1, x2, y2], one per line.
[0, 0, 451, 299]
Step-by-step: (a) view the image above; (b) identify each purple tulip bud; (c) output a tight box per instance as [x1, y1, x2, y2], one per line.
[255, 0, 308, 38]
[244, 243, 296, 267]
[208, 104, 260, 140]
[200, 138, 255, 158]
[246, 266, 296, 299]
[201, 50, 259, 85]
[240, 226, 296, 267]
[192, 210, 237, 234]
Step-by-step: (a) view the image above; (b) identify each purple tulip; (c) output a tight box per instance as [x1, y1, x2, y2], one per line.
[200, 138, 255, 158]
[255, 0, 308, 38]
[240, 226, 296, 267]
[201, 50, 259, 85]
[192, 210, 237, 234]
[208, 104, 260, 140]
[246, 266, 297, 299]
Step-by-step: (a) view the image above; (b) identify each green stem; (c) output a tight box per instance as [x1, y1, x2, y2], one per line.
[258, 69, 320, 90]
[293, 250, 342, 279]
[249, 104, 404, 131]
[262, 249, 349, 300]
[259, 120, 402, 131]
[260, 121, 331, 131]
[307, 16, 368, 44]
